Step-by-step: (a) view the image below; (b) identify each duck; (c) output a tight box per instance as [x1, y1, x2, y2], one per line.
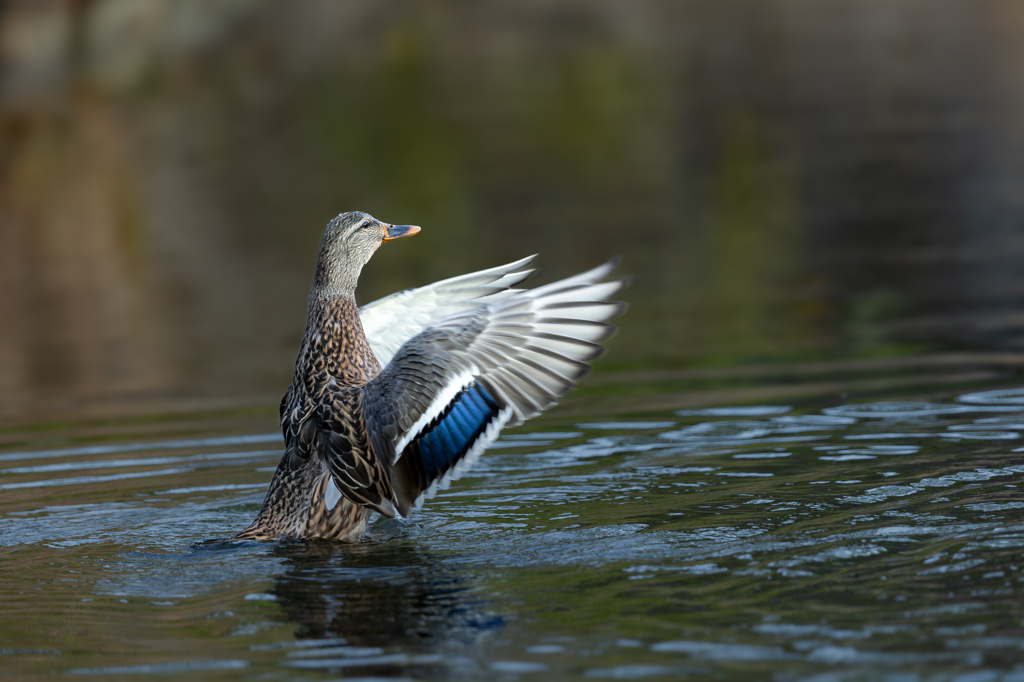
[235, 211, 626, 541]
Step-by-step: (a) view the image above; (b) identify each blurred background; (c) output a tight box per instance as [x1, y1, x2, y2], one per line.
[3, 0, 1024, 426]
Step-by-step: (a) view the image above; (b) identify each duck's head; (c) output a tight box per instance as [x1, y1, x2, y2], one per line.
[313, 211, 420, 296]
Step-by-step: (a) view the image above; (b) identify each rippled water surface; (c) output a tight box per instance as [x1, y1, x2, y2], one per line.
[6, 359, 1024, 680]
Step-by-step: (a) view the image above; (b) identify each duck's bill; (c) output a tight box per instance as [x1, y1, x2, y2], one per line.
[383, 224, 421, 242]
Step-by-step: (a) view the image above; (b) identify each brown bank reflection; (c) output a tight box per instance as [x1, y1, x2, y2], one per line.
[0, 89, 171, 418]
[4, 1, 1024, 426]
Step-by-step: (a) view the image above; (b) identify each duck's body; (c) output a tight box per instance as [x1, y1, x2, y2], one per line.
[235, 212, 625, 542]
[235, 295, 381, 541]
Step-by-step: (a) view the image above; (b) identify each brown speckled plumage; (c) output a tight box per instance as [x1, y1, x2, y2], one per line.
[233, 298, 384, 540]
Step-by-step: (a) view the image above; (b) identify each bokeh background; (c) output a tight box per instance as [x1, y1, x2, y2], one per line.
[3, 0, 1024, 425]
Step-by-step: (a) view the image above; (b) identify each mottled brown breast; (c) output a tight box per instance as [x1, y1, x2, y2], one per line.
[280, 294, 382, 455]
[309, 295, 382, 387]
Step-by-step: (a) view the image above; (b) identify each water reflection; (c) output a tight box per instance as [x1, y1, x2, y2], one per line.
[267, 541, 502, 676]
[273, 541, 500, 644]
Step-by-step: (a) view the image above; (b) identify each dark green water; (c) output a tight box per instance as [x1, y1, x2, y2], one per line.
[5, 357, 1024, 680]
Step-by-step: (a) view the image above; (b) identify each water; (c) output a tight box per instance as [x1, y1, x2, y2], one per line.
[4, 359, 1024, 680]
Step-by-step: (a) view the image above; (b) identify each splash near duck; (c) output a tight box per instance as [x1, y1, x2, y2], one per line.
[235, 211, 626, 541]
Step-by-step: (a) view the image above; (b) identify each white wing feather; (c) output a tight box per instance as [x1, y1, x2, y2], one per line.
[359, 255, 536, 366]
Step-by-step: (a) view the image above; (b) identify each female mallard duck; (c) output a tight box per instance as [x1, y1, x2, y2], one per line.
[235, 211, 626, 541]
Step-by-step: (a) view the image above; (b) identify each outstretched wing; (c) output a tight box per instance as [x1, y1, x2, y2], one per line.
[360, 259, 626, 517]
[358, 255, 536, 366]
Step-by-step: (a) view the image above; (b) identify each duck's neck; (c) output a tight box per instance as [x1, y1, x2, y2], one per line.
[301, 293, 382, 388]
